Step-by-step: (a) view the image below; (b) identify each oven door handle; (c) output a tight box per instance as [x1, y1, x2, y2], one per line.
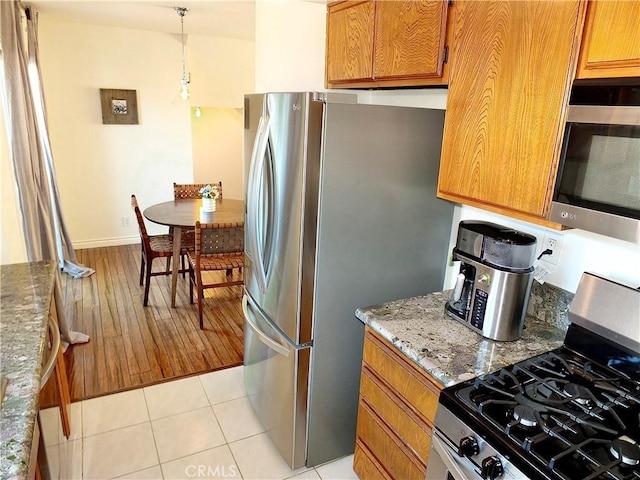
[431, 433, 473, 480]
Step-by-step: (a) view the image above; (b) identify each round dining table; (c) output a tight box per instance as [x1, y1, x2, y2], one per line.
[143, 198, 245, 307]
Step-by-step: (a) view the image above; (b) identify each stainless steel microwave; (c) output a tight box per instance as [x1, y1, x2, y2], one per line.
[549, 81, 640, 244]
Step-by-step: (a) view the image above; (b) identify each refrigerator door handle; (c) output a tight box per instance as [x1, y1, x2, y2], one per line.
[243, 294, 290, 357]
[246, 114, 270, 293]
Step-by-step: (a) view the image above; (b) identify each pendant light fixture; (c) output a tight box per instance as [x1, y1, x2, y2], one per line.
[175, 7, 190, 101]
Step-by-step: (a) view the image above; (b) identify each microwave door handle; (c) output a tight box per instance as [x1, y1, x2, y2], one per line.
[431, 433, 472, 480]
[246, 115, 270, 293]
[242, 294, 290, 357]
[567, 105, 640, 126]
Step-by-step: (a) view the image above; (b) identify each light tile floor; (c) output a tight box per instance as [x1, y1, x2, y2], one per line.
[40, 366, 359, 480]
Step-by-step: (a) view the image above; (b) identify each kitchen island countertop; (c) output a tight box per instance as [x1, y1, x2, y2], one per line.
[1, 261, 56, 480]
[355, 282, 574, 388]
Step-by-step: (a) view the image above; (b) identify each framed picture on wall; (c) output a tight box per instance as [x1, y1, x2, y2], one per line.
[100, 89, 139, 125]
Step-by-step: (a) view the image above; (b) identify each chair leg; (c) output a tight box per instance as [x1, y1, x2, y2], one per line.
[182, 254, 186, 279]
[140, 247, 144, 285]
[188, 264, 194, 304]
[197, 272, 204, 329]
[143, 259, 153, 306]
[165, 256, 171, 275]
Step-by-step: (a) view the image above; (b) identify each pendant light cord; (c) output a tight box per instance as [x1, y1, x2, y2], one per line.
[175, 7, 190, 99]
[180, 10, 187, 83]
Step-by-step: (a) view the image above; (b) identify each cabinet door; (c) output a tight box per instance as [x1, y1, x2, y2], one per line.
[326, 0, 375, 83]
[373, 0, 448, 80]
[438, 0, 585, 221]
[576, 0, 640, 79]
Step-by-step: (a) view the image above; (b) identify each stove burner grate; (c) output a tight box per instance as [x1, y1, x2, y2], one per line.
[454, 349, 640, 480]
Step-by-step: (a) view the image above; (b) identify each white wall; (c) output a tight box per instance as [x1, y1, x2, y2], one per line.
[254, 0, 327, 93]
[191, 107, 244, 200]
[188, 35, 254, 108]
[33, 16, 253, 247]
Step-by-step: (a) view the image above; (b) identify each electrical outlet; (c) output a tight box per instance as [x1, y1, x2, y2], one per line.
[541, 234, 563, 265]
[122, 216, 131, 228]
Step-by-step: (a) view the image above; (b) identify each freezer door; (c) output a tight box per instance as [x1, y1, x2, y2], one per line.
[242, 294, 310, 470]
[243, 93, 323, 344]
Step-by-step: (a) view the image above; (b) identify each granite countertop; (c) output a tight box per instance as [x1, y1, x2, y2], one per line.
[356, 282, 574, 388]
[0, 261, 56, 480]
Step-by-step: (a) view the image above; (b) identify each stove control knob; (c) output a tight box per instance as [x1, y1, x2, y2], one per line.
[481, 456, 504, 479]
[458, 436, 479, 457]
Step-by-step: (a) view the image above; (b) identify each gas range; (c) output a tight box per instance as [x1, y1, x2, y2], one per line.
[427, 273, 640, 480]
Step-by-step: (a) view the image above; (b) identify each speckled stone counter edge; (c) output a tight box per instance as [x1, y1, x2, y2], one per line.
[356, 281, 574, 388]
[1, 261, 56, 480]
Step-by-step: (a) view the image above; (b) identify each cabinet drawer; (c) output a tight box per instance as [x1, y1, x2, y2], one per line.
[353, 439, 392, 480]
[363, 328, 440, 423]
[356, 402, 426, 480]
[360, 369, 432, 463]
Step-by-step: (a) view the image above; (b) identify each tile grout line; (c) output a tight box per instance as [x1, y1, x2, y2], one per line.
[141, 387, 163, 479]
[201, 372, 248, 480]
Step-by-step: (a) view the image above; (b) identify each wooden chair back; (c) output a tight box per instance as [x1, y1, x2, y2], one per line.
[173, 182, 223, 200]
[131, 194, 150, 246]
[195, 223, 244, 256]
[188, 220, 244, 328]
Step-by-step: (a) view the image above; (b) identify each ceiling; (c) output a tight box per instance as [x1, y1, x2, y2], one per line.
[25, 1, 257, 41]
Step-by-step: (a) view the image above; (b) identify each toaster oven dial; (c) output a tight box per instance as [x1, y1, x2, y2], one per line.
[458, 435, 479, 458]
[481, 455, 504, 479]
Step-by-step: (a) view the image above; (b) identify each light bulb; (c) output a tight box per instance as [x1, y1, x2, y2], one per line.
[195, 106, 202, 118]
[180, 82, 190, 101]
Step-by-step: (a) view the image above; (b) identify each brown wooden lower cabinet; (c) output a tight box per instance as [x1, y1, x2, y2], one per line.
[353, 327, 442, 479]
[353, 439, 391, 480]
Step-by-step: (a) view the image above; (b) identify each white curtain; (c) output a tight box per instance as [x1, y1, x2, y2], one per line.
[1, 1, 89, 345]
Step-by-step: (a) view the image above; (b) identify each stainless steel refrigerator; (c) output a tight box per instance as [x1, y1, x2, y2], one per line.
[242, 92, 454, 469]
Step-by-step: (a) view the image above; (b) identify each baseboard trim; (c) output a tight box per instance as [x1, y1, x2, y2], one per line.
[73, 236, 140, 249]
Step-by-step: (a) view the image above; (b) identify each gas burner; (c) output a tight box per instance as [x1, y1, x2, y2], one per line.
[512, 405, 538, 428]
[610, 438, 640, 466]
[563, 382, 593, 405]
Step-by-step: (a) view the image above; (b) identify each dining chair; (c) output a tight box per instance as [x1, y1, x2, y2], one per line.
[173, 181, 223, 200]
[173, 181, 224, 276]
[187, 221, 244, 329]
[131, 194, 194, 306]
[173, 181, 241, 278]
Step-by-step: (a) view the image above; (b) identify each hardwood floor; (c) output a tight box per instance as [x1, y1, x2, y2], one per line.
[40, 243, 244, 406]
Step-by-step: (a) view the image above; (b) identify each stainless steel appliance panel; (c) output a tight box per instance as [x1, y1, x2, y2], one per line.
[426, 405, 527, 480]
[445, 222, 536, 342]
[242, 295, 310, 468]
[568, 272, 640, 353]
[244, 93, 321, 343]
[244, 92, 454, 469]
[306, 103, 454, 466]
[549, 82, 640, 243]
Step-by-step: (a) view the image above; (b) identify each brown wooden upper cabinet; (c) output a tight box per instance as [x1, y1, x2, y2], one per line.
[325, 0, 451, 88]
[437, 0, 587, 228]
[576, 0, 640, 79]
